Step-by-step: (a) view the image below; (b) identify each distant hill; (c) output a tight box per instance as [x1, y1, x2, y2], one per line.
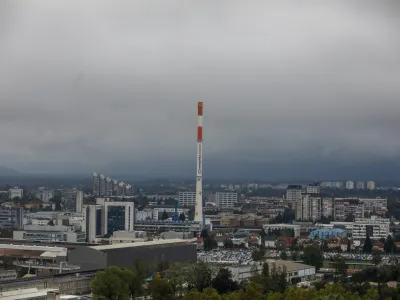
[0, 166, 19, 176]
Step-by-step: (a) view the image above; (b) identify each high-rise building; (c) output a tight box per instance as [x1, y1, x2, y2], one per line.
[321, 198, 334, 219]
[345, 181, 355, 190]
[8, 187, 23, 200]
[61, 189, 77, 212]
[106, 177, 113, 196]
[367, 181, 376, 190]
[178, 192, 196, 206]
[333, 198, 364, 221]
[306, 184, 320, 195]
[113, 179, 119, 195]
[296, 195, 321, 221]
[286, 185, 303, 201]
[82, 204, 104, 243]
[104, 201, 134, 236]
[76, 191, 84, 213]
[215, 192, 238, 208]
[35, 187, 54, 203]
[0, 207, 23, 229]
[125, 184, 133, 196]
[93, 172, 100, 196]
[99, 174, 107, 196]
[356, 181, 365, 190]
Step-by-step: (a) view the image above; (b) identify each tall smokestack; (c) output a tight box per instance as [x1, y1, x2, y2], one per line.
[194, 101, 203, 224]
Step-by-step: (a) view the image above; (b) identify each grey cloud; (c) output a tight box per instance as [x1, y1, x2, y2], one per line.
[1, 0, 400, 178]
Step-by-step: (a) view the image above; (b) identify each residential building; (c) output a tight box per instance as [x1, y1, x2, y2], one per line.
[333, 198, 364, 221]
[82, 204, 104, 243]
[61, 189, 77, 212]
[321, 198, 334, 219]
[35, 187, 54, 203]
[99, 174, 107, 196]
[13, 225, 86, 243]
[345, 181, 355, 190]
[76, 191, 84, 213]
[178, 191, 196, 206]
[356, 181, 365, 190]
[0, 270, 17, 281]
[215, 192, 238, 208]
[286, 185, 303, 201]
[360, 198, 387, 216]
[0, 206, 24, 229]
[296, 195, 321, 221]
[8, 187, 23, 200]
[93, 172, 100, 196]
[306, 184, 320, 194]
[352, 216, 389, 241]
[367, 181, 376, 190]
[106, 177, 113, 196]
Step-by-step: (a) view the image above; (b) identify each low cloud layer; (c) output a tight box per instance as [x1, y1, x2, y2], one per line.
[1, 1, 400, 177]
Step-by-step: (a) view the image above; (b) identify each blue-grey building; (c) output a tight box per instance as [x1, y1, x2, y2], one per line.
[309, 228, 346, 240]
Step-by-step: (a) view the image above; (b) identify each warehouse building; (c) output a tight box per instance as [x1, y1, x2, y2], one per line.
[67, 239, 197, 271]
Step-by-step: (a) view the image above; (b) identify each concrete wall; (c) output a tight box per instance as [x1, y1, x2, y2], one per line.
[67, 247, 107, 272]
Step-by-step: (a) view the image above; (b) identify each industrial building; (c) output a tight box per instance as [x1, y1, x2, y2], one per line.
[309, 228, 347, 240]
[228, 260, 315, 284]
[68, 239, 197, 271]
[13, 225, 86, 243]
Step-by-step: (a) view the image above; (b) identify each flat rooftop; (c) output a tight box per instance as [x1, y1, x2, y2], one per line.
[90, 238, 196, 251]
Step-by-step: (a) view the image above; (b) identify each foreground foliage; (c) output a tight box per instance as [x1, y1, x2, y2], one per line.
[91, 262, 400, 300]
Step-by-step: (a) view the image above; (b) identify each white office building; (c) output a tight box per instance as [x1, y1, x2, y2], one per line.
[178, 191, 196, 206]
[103, 201, 134, 235]
[345, 181, 355, 190]
[352, 216, 389, 241]
[216, 192, 238, 208]
[8, 187, 23, 200]
[82, 204, 104, 243]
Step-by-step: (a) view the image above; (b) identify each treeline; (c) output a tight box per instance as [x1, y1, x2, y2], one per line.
[90, 259, 400, 300]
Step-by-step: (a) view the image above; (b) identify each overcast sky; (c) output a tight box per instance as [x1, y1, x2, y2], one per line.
[1, 1, 400, 178]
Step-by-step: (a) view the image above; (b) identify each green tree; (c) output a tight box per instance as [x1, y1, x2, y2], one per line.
[179, 213, 186, 222]
[280, 251, 288, 260]
[384, 235, 396, 254]
[128, 260, 148, 300]
[251, 248, 266, 262]
[302, 245, 323, 271]
[91, 266, 130, 300]
[347, 239, 351, 252]
[187, 262, 213, 292]
[372, 247, 382, 266]
[333, 255, 347, 282]
[161, 210, 169, 220]
[147, 277, 174, 300]
[224, 239, 234, 249]
[363, 234, 373, 253]
[165, 262, 190, 297]
[212, 268, 237, 294]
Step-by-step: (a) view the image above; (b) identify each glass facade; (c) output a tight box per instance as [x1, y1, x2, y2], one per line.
[107, 206, 126, 235]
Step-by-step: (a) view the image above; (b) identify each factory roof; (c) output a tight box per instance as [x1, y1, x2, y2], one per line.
[90, 238, 196, 250]
[267, 260, 315, 272]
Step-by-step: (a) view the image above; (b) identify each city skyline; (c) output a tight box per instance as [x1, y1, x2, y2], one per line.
[1, 2, 400, 179]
